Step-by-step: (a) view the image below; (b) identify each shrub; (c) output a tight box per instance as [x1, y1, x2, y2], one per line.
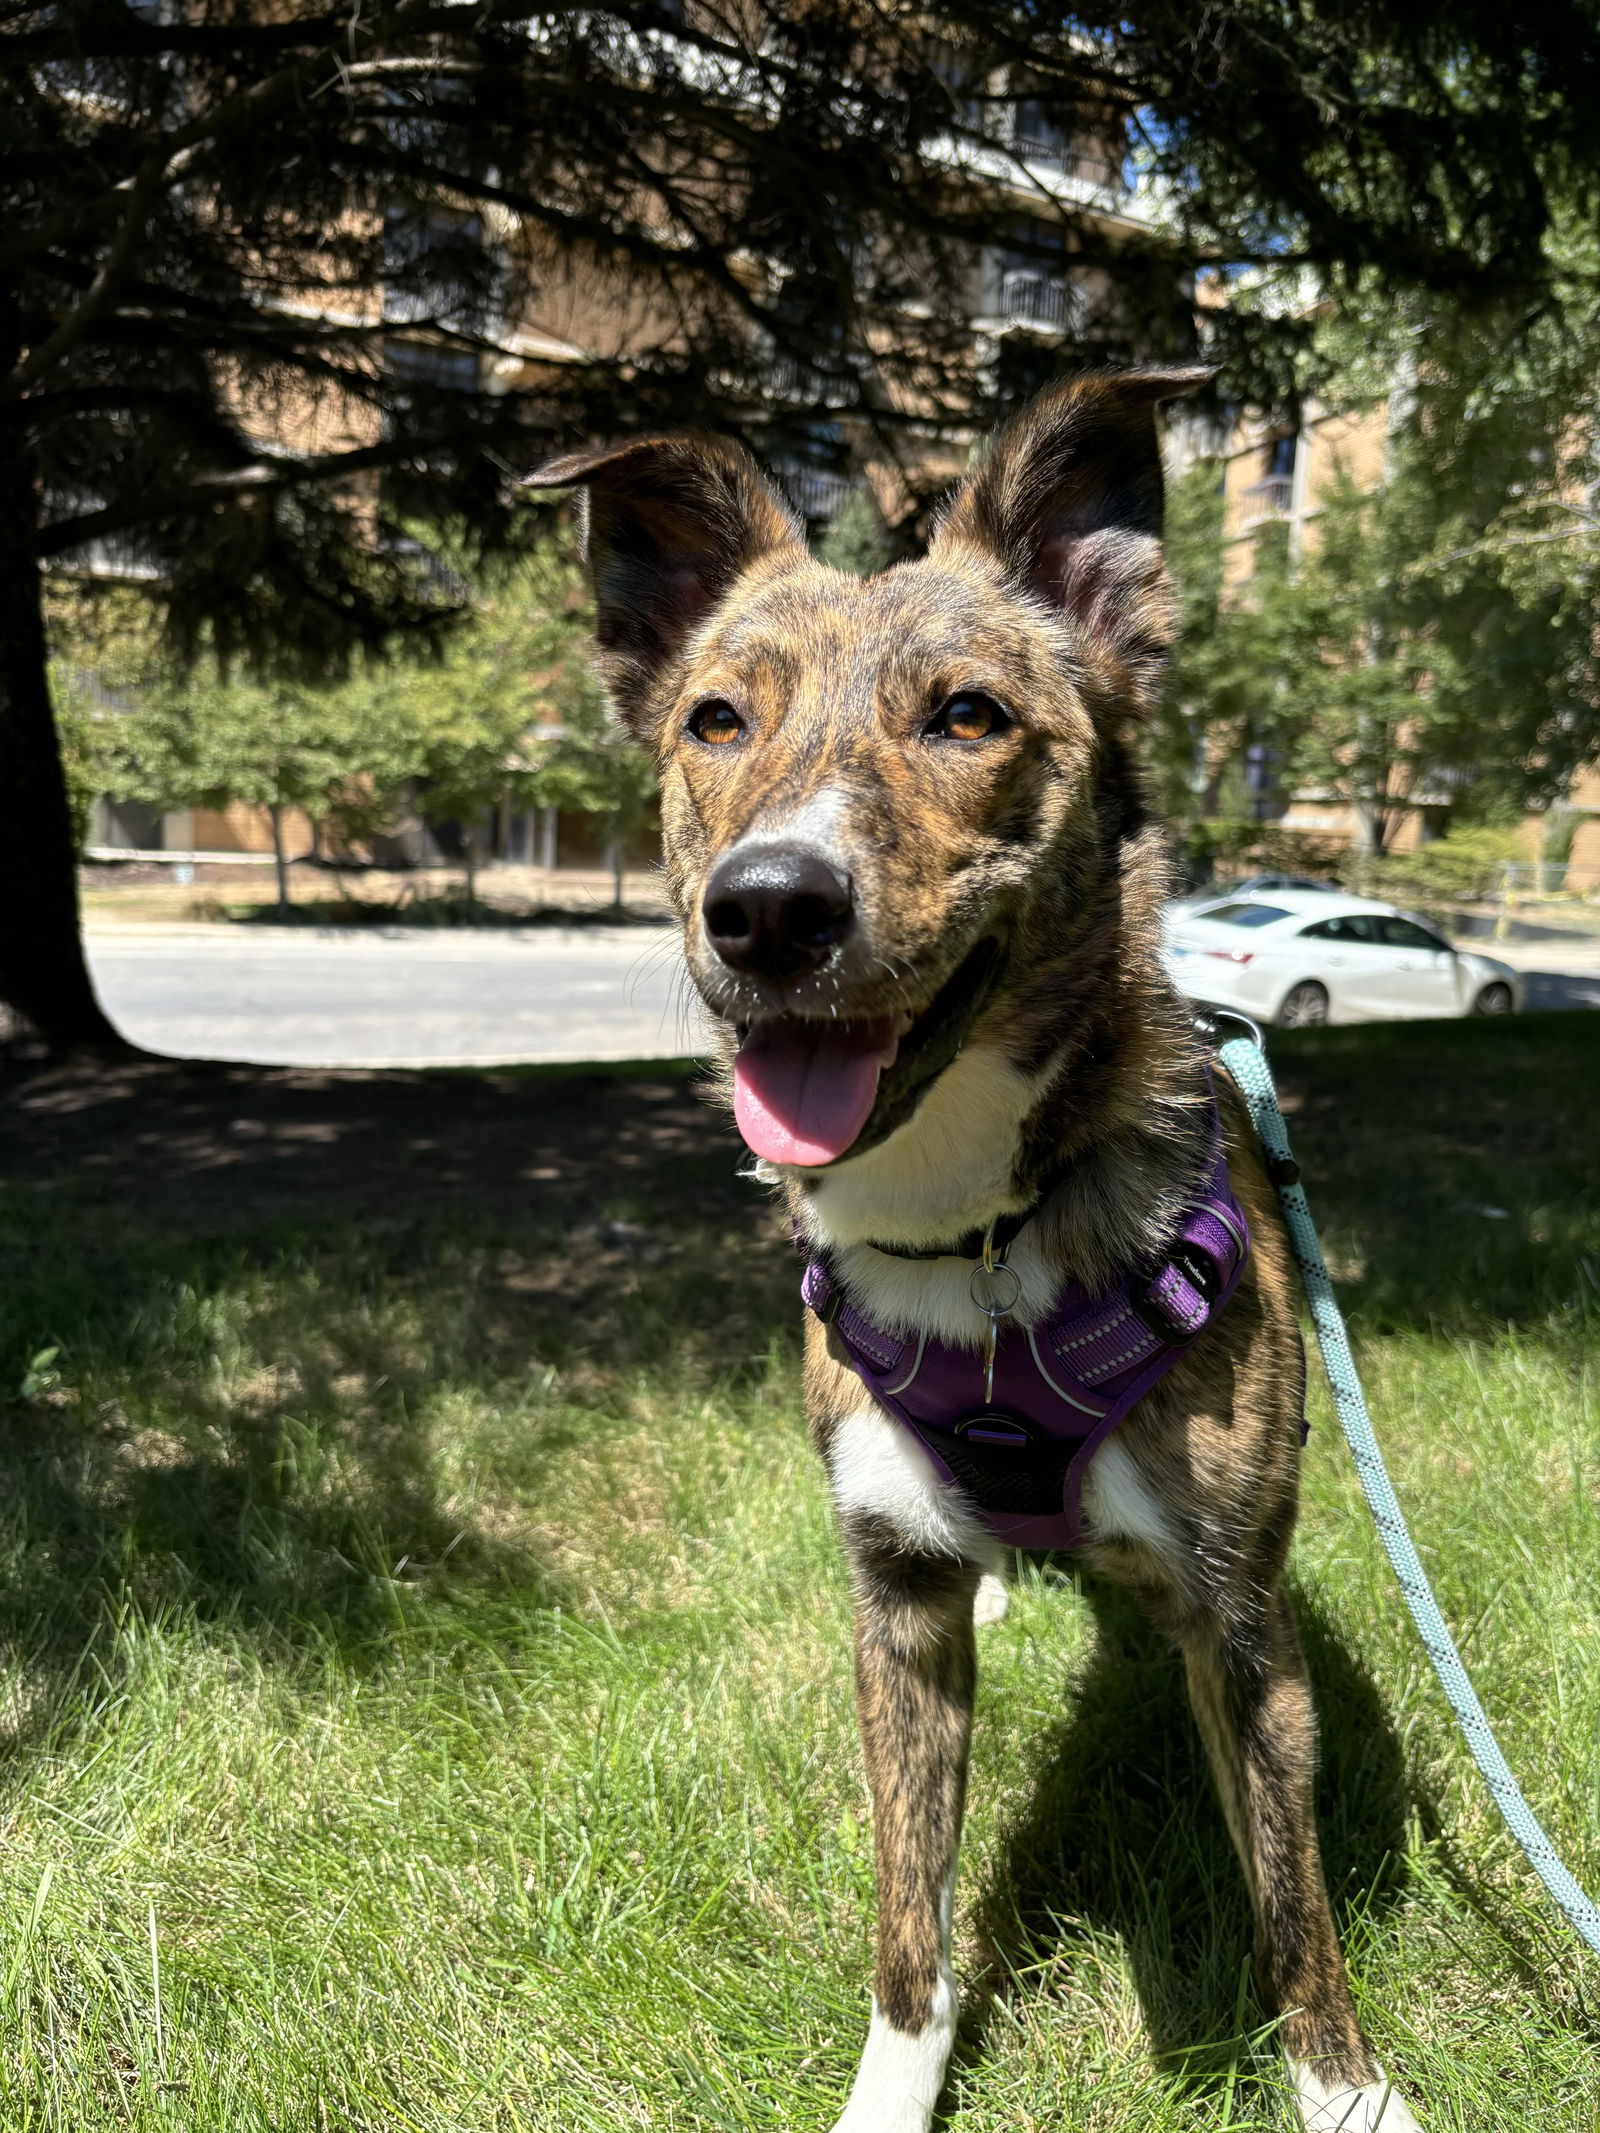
[1356, 825, 1524, 905]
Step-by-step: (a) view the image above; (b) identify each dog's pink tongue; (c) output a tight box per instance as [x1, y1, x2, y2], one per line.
[733, 1018, 898, 1167]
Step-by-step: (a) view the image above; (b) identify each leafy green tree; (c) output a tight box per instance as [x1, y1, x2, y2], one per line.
[338, 529, 651, 908]
[1158, 464, 1311, 829]
[1167, 232, 1600, 858]
[524, 693, 657, 912]
[1167, 460, 1510, 858]
[1276, 469, 1451, 855]
[1370, 307, 1600, 824]
[83, 525, 649, 914]
[817, 488, 893, 578]
[94, 667, 408, 915]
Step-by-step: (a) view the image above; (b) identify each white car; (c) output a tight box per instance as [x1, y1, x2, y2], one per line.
[1163, 890, 1523, 1027]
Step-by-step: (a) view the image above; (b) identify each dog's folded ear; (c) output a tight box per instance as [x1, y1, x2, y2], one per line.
[930, 367, 1211, 713]
[529, 434, 805, 731]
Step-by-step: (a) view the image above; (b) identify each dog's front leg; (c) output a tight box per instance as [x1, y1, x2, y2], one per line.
[1180, 1582, 1423, 2133]
[832, 1516, 980, 2133]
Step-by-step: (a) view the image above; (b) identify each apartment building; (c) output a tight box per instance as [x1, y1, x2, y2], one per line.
[1192, 394, 1600, 877]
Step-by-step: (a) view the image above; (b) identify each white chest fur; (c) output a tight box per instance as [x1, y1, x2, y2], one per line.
[789, 1041, 1057, 1347]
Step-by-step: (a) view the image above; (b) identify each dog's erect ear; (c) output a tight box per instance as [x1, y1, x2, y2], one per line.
[930, 367, 1211, 711]
[530, 433, 805, 730]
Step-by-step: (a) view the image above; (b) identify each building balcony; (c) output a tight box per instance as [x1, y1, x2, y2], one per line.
[1237, 475, 1294, 529]
[780, 465, 852, 524]
[998, 269, 1069, 329]
[1013, 139, 1123, 193]
[51, 533, 162, 582]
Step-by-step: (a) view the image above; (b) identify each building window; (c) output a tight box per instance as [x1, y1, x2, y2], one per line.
[770, 420, 851, 528]
[385, 339, 480, 395]
[1014, 96, 1071, 166]
[382, 206, 492, 333]
[992, 332, 1062, 412]
[1238, 432, 1299, 529]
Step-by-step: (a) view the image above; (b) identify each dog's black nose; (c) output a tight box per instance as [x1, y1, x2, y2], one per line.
[702, 844, 854, 982]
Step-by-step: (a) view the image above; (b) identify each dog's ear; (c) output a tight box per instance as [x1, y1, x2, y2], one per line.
[929, 367, 1211, 711]
[530, 433, 805, 731]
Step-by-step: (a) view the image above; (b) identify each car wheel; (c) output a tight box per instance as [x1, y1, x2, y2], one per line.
[1278, 980, 1329, 1028]
[1472, 982, 1514, 1016]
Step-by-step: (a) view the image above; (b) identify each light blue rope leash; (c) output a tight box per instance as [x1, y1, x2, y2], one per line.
[1216, 1024, 1600, 1960]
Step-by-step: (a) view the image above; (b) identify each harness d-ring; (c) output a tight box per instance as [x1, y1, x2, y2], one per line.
[969, 1225, 1022, 1402]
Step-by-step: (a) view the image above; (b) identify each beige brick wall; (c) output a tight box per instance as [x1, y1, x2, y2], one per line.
[190, 802, 314, 853]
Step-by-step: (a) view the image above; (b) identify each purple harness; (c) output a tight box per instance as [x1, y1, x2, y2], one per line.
[802, 1140, 1251, 1551]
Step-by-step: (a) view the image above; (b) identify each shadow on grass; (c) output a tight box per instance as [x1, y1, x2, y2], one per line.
[959, 1572, 1411, 2109]
[0, 1050, 793, 1788]
[3, 1015, 1597, 2031]
[1270, 1012, 1600, 1339]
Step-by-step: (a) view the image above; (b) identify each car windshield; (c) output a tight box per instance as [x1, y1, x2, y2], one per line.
[1197, 902, 1291, 928]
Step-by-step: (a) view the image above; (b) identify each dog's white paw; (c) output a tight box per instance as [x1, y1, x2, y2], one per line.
[830, 2097, 937, 2133]
[830, 1990, 954, 2133]
[972, 1571, 1008, 1626]
[1290, 2060, 1423, 2131]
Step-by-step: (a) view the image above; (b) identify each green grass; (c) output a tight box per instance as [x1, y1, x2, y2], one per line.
[0, 1017, 1597, 2129]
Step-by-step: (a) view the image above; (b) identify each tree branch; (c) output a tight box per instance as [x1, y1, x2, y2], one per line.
[36, 431, 549, 558]
[0, 0, 453, 301]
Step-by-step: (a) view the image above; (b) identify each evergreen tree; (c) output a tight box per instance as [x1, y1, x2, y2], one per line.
[9, 0, 1600, 1044]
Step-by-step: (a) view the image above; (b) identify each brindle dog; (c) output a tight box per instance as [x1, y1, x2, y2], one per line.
[537, 372, 1422, 2133]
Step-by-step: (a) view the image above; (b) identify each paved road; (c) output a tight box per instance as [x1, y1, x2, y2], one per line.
[86, 921, 1600, 1069]
[87, 924, 710, 1067]
[1469, 935, 1600, 1013]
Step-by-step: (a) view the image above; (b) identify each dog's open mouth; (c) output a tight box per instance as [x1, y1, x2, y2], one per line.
[731, 936, 1001, 1168]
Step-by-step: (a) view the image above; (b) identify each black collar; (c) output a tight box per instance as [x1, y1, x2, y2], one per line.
[859, 1171, 1069, 1262]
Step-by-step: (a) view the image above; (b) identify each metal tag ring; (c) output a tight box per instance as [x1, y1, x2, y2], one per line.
[969, 1262, 1022, 1316]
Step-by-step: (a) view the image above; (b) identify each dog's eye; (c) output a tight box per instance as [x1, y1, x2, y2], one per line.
[925, 692, 1012, 742]
[686, 699, 746, 746]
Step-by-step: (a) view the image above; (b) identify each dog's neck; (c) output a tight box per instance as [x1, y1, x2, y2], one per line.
[782, 970, 1209, 1347]
[793, 1036, 1048, 1250]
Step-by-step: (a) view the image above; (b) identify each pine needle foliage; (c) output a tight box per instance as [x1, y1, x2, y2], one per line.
[9, 0, 1600, 1037]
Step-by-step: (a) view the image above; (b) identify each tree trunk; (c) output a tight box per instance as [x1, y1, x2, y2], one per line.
[268, 802, 291, 915]
[0, 413, 127, 1052]
[606, 816, 624, 911]
[1349, 797, 1382, 858]
[462, 823, 477, 909]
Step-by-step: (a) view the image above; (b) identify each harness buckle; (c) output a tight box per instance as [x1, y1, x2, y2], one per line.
[1135, 1245, 1219, 1344]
